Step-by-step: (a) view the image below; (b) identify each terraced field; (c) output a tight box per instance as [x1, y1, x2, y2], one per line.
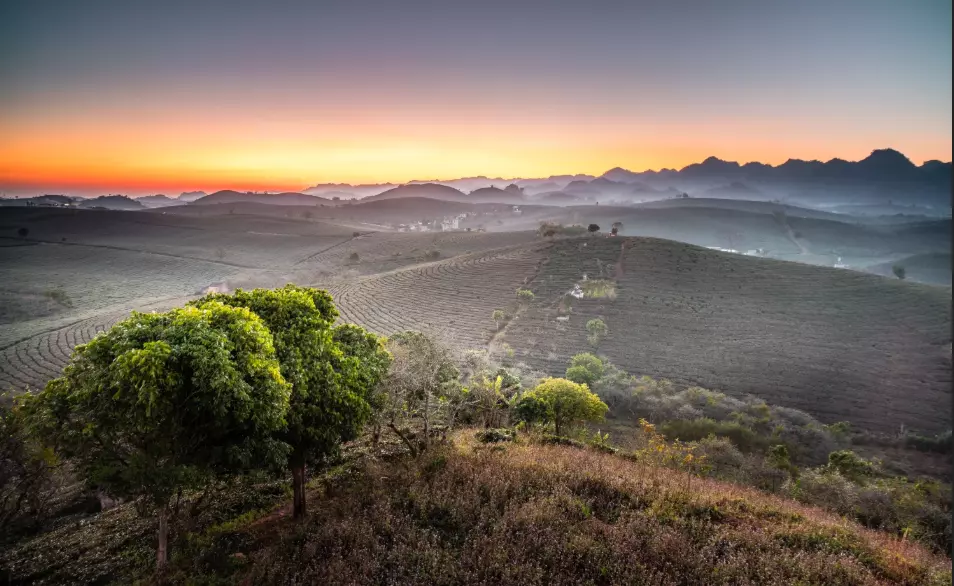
[497, 236, 952, 434]
[321, 243, 546, 349]
[2, 206, 949, 438]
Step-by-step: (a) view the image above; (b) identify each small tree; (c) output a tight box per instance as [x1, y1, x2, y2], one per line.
[587, 224, 600, 233]
[191, 286, 385, 519]
[23, 303, 291, 569]
[16, 227, 28, 238]
[492, 309, 506, 330]
[516, 288, 535, 304]
[585, 318, 608, 347]
[521, 378, 608, 436]
[381, 331, 461, 456]
[892, 265, 906, 280]
[565, 352, 604, 386]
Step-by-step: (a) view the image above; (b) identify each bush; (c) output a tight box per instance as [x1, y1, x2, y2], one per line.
[587, 224, 600, 233]
[892, 264, 906, 280]
[1, 398, 57, 539]
[515, 288, 535, 303]
[424, 250, 440, 260]
[564, 353, 604, 386]
[905, 431, 952, 454]
[475, 429, 514, 444]
[17, 227, 28, 238]
[349, 252, 360, 261]
[660, 418, 767, 453]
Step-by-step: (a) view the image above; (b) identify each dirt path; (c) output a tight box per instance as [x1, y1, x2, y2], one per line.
[784, 224, 810, 255]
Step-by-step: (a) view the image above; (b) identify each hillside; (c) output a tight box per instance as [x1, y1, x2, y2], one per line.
[360, 183, 467, 203]
[495, 236, 951, 434]
[865, 253, 952, 286]
[77, 195, 145, 210]
[3, 432, 949, 585]
[192, 190, 331, 206]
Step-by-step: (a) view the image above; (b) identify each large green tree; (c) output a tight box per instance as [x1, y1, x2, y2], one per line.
[519, 378, 608, 436]
[22, 302, 291, 568]
[192, 285, 387, 518]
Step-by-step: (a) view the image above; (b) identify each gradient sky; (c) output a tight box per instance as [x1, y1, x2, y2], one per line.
[1, 0, 951, 196]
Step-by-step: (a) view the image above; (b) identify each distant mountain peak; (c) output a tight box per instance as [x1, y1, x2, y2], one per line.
[861, 148, 915, 168]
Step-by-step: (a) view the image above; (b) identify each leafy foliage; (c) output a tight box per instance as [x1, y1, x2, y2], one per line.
[21, 302, 292, 566]
[191, 286, 388, 517]
[519, 378, 607, 436]
[564, 352, 604, 386]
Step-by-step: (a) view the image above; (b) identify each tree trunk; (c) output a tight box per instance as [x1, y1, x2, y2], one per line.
[291, 462, 307, 519]
[389, 422, 419, 458]
[156, 504, 170, 570]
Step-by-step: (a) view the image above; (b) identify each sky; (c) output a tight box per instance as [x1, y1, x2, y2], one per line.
[1, 0, 951, 197]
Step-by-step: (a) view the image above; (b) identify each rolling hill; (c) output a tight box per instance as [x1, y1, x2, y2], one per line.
[191, 190, 331, 206]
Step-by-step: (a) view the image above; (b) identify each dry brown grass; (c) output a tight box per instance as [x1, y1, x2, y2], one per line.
[218, 433, 951, 586]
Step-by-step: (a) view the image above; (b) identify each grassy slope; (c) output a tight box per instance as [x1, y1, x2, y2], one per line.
[501, 236, 951, 434]
[8, 432, 947, 585]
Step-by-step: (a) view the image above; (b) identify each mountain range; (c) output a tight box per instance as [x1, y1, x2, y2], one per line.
[298, 149, 950, 207]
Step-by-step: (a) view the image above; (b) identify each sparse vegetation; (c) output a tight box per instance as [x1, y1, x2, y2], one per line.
[491, 308, 506, 330]
[580, 278, 617, 298]
[515, 287, 534, 303]
[893, 264, 907, 280]
[585, 317, 607, 347]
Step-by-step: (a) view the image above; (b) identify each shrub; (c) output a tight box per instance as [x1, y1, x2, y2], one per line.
[16, 227, 28, 238]
[521, 378, 608, 436]
[564, 353, 604, 386]
[424, 250, 440, 260]
[515, 288, 535, 303]
[826, 450, 876, 482]
[905, 431, 952, 454]
[491, 309, 506, 330]
[786, 468, 859, 516]
[580, 279, 617, 299]
[0, 398, 57, 538]
[475, 428, 514, 444]
[659, 418, 767, 453]
[349, 252, 360, 261]
[585, 318, 607, 347]
[892, 264, 906, 280]
[587, 224, 600, 233]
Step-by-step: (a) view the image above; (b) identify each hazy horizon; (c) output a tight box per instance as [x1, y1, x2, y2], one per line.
[2, 0, 951, 197]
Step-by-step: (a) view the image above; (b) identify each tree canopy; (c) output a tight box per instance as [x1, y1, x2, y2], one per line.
[22, 302, 291, 566]
[191, 285, 387, 518]
[565, 353, 605, 386]
[518, 378, 608, 436]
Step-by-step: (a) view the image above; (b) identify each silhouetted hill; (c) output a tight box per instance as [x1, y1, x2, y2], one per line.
[192, 191, 331, 206]
[360, 183, 468, 203]
[136, 194, 182, 208]
[77, 195, 145, 210]
[177, 191, 207, 202]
